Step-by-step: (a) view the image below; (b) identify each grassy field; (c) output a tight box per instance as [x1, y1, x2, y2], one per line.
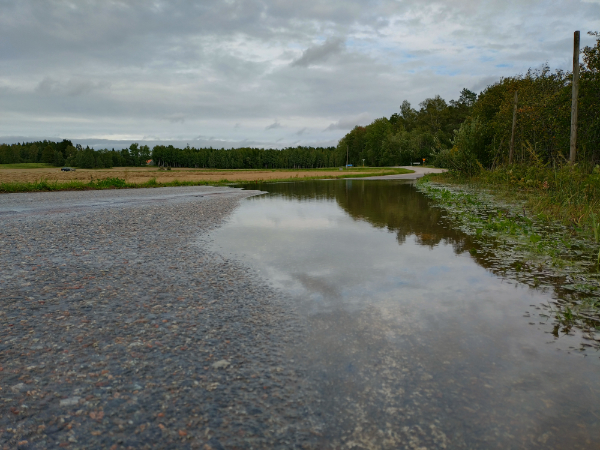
[0, 167, 413, 193]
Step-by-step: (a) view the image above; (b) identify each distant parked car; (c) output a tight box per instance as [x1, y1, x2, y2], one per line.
[61, 167, 76, 171]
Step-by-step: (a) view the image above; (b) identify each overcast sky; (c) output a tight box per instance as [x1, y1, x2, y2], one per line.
[1, 0, 598, 149]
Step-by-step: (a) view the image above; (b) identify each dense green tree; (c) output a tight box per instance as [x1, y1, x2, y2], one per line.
[41, 145, 55, 164]
[53, 150, 65, 167]
[400, 100, 417, 130]
[28, 144, 39, 163]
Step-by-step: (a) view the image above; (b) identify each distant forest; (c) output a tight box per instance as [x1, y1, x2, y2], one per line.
[2, 33, 597, 172]
[0, 140, 338, 169]
[0, 140, 150, 168]
[151, 145, 337, 169]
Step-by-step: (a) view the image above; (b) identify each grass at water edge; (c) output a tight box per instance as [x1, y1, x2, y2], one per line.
[417, 173, 600, 346]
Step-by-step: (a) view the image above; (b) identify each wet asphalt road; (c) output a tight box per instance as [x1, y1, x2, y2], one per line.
[0, 187, 322, 449]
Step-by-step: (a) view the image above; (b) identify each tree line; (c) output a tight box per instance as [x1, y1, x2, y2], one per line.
[337, 89, 476, 167]
[0, 139, 339, 170]
[151, 145, 337, 169]
[340, 32, 599, 173]
[0, 141, 151, 168]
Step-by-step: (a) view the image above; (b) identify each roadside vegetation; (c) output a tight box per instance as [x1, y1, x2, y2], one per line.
[402, 33, 600, 340]
[415, 32, 600, 245]
[336, 32, 599, 173]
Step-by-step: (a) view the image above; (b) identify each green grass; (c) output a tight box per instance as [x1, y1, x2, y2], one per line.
[0, 168, 414, 194]
[0, 163, 54, 169]
[0, 178, 212, 193]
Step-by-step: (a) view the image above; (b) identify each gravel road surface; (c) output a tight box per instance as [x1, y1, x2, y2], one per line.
[0, 187, 321, 449]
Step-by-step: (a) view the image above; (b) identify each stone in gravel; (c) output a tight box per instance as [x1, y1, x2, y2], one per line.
[59, 397, 81, 407]
[211, 360, 230, 369]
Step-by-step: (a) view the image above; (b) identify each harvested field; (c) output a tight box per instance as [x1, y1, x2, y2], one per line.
[0, 167, 404, 185]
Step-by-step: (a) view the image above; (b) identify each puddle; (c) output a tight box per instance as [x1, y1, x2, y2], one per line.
[211, 180, 600, 448]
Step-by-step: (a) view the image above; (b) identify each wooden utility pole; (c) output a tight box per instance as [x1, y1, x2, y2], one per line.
[509, 91, 518, 164]
[346, 145, 349, 167]
[570, 30, 580, 164]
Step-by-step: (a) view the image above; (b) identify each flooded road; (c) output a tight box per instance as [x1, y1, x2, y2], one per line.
[211, 180, 600, 449]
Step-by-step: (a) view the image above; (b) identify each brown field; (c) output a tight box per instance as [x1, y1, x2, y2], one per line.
[0, 166, 401, 184]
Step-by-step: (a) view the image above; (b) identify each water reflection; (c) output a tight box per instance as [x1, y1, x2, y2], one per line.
[211, 180, 600, 449]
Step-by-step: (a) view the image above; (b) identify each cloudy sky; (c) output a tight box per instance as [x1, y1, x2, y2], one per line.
[0, 0, 598, 149]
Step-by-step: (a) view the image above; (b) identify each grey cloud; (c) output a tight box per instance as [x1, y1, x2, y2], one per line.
[471, 76, 501, 93]
[265, 121, 283, 130]
[325, 113, 373, 131]
[0, 0, 598, 148]
[292, 37, 345, 67]
[35, 77, 61, 95]
[166, 115, 186, 124]
[35, 77, 110, 97]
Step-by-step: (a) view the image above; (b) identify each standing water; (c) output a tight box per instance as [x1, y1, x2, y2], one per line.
[211, 180, 600, 449]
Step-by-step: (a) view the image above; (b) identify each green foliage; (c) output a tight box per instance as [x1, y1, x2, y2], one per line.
[76, 148, 96, 169]
[0, 163, 53, 169]
[337, 33, 599, 173]
[0, 139, 73, 166]
[151, 145, 339, 169]
[464, 33, 598, 170]
[53, 150, 65, 167]
[434, 118, 485, 177]
[91, 177, 127, 188]
[336, 88, 479, 168]
[28, 144, 39, 163]
[41, 145, 55, 164]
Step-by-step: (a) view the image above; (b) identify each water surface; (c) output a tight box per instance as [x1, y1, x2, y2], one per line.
[211, 180, 600, 449]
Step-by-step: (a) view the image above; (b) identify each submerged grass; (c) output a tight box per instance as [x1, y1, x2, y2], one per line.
[417, 168, 600, 347]
[0, 168, 413, 194]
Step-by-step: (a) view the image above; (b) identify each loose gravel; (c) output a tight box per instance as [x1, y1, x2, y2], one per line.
[0, 186, 321, 449]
